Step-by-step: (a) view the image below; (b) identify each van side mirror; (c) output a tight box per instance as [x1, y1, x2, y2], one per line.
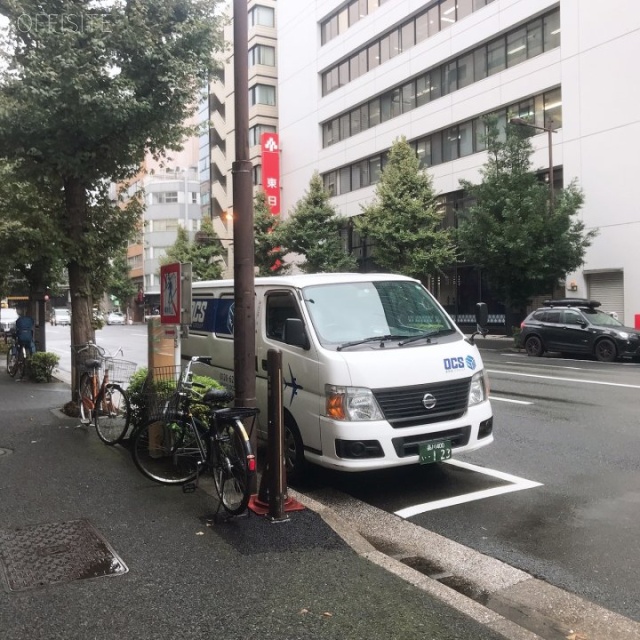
[283, 318, 310, 350]
[469, 302, 489, 345]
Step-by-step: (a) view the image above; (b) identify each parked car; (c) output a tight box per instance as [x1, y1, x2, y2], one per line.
[106, 311, 126, 325]
[0, 308, 19, 334]
[519, 298, 640, 362]
[50, 308, 71, 326]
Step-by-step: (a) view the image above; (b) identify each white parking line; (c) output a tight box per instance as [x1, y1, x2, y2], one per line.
[490, 395, 533, 405]
[488, 369, 640, 390]
[394, 459, 542, 518]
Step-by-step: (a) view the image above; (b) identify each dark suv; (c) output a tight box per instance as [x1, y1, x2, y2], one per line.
[519, 299, 640, 362]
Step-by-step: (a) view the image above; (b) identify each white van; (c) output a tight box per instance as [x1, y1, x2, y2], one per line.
[182, 273, 493, 478]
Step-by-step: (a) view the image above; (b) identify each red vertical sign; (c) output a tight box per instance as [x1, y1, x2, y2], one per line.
[261, 132, 280, 215]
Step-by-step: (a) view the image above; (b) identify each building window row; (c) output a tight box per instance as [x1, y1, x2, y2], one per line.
[321, 87, 562, 197]
[321, 0, 496, 46]
[249, 5, 274, 28]
[323, 10, 560, 147]
[322, 0, 501, 95]
[146, 219, 180, 232]
[249, 44, 276, 67]
[250, 84, 276, 106]
[152, 191, 178, 204]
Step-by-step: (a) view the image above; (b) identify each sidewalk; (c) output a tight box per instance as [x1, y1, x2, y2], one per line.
[1, 373, 638, 640]
[0, 373, 516, 640]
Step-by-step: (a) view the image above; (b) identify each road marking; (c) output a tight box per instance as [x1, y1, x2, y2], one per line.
[490, 395, 532, 405]
[488, 369, 640, 390]
[501, 359, 584, 371]
[132, 333, 148, 337]
[394, 460, 542, 518]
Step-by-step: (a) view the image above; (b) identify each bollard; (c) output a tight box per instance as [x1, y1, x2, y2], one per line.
[267, 349, 286, 521]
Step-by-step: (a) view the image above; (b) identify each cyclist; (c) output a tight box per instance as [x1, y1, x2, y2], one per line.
[15, 305, 36, 355]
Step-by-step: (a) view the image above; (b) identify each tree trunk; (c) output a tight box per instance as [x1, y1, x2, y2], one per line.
[65, 177, 94, 400]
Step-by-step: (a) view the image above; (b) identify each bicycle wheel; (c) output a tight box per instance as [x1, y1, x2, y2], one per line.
[14, 348, 26, 380]
[131, 417, 208, 484]
[6, 349, 17, 377]
[212, 419, 254, 515]
[95, 383, 130, 445]
[78, 373, 94, 424]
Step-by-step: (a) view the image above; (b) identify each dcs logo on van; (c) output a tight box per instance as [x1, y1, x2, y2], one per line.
[443, 355, 476, 371]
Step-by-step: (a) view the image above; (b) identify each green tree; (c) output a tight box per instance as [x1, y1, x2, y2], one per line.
[356, 136, 455, 282]
[161, 218, 224, 281]
[457, 118, 596, 319]
[279, 172, 357, 274]
[0, 0, 224, 347]
[107, 251, 137, 310]
[253, 190, 287, 276]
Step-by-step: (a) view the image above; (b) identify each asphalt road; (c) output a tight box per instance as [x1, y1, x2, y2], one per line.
[43, 325, 640, 622]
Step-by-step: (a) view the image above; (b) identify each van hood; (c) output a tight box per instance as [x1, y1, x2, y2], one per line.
[331, 340, 483, 388]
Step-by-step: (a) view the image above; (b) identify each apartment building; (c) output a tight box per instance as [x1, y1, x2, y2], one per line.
[276, 0, 640, 326]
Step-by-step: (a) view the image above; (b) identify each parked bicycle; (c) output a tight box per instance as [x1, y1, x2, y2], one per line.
[72, 342, 137, 445]
[130, 356, 258, 516]
[5, 330, 31, 379]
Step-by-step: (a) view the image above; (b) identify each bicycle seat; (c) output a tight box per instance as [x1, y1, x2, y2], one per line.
[83, 358, 102, 370]
[203, 388, 234, 406]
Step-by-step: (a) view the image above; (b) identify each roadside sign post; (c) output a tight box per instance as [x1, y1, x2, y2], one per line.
[159, 262, 192, 370]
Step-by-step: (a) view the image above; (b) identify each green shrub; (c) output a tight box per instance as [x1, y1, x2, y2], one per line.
[27, 352, 60, 382]
[127, 366, 226, 427]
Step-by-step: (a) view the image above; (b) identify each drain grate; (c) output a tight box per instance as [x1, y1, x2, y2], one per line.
[0, 519, 128, 592]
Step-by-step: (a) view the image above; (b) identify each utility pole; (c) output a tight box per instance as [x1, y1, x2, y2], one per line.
[232, 0, 257, 440]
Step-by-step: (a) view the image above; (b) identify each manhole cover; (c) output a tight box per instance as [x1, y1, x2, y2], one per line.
[0, 519, 128, 592]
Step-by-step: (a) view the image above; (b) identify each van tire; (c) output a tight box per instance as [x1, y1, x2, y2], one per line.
[284, 414, 305, 483]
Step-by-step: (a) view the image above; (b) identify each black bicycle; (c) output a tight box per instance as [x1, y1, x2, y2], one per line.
[130, 356, 258, 516]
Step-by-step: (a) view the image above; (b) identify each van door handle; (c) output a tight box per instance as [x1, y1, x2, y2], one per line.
[261, 359, 268, 371]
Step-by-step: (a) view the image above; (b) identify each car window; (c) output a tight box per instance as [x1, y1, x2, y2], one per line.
[532, 310, 546, 321]
[582, 308, 623, 327]
[545, 310, 561, 323]
[563, 310, 583, 325]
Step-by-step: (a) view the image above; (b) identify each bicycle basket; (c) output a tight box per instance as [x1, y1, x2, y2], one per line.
[141, 365, 187, 422]
[72, 343, 105, 372]
[103, 357, 137, 385]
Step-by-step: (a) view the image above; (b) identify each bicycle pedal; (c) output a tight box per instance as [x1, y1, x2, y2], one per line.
[183, 482, 197, 493]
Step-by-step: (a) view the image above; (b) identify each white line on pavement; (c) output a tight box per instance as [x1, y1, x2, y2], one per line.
[489, 395, 532, 405]
[487, 369, 640, 390]
[394, 459, 542, 518]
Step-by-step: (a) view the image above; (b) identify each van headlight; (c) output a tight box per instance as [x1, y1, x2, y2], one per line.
[325, 385, 384, 421]
[469, 370, 489, 406]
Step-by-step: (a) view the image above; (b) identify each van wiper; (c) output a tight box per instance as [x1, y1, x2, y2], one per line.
[398, 328, 456, 346]
[336, 334, 409, 351]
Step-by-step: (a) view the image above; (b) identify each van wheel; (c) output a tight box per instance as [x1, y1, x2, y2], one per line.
[284, 415, 305, 483]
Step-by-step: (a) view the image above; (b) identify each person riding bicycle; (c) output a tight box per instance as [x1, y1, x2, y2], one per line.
[15, 305, 36, 354]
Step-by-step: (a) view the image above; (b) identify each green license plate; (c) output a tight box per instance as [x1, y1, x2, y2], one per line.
[419, 440, 452, 464]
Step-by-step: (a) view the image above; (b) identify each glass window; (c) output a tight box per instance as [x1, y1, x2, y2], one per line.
[349, 1, 359, 26]
[323, 120, 335, 147]
[416, 138, 431, 168]
[339, 166, 351, 194]
[544, 88, 562, 129]
[459, 120, 473, 156]
[473, 0, 487, 9]
[507, 28, 527, 67]
[381, 88, 401, 121]
[249, 124, 276, 147]
[323, 171, 337, 196]
[416, 11, 429, 42]
[252, 164, 262, 186]
[251, 84, 275, 106]
[380, 34, 391, 64]
[487, 37, 506, 75]
[515, 98, 534, 122]
[545, 310, 561, 324]
[440, 0, 456, 28]
[429, 69, 441, 100]
[473, 47, 487, 81]
[369, 98, 380, 126]
[350, 54, 361, 81]
[250, 5, 275, 27]
[368, 0, 379, 11]
[351, 162, 362, 191]
[338, 8, 349, 34]
[544, 11, 560, 50]
[401, 21, 415, 51]
[473, 118, 487, 152]
[360, 103, 370, 131]
[495, 110, 507, 142]
[563, 310, 583, 325]
[457, 0, 473, 20]
[428, 5, 440, 36]
[339, 114, 350, 140]
[431, 131, 443, 165]
[249, 44, 275, 67]
[443, 126, 459, 162]
[443, 61, 457, 95]
[351, 109, 362, 136]
[527, 18, 543, 58]
[457, 52, 474, 89]
[339, 60, 349, 87]
[388, 29, 400, 59]
[369, 156, 382, 183]
[358, 49, 368, 76]
[401, 81, 415, 113]
[368, 42, 380, 69]
[416, 74, 431, 107]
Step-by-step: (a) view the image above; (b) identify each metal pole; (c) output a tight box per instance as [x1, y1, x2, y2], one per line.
[267, 349, 287, 521]
[232, 0, 257, 448]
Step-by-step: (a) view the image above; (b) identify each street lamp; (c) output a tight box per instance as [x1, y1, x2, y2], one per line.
[510, 117, 557, 212]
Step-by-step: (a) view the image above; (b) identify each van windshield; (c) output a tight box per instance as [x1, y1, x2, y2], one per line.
[303, 280, 455, 347]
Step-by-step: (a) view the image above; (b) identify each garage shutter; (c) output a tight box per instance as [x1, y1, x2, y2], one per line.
[587, 272, 625, 323]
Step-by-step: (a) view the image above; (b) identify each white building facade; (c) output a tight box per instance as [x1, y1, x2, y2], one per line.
[277, 0, 640, 327]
